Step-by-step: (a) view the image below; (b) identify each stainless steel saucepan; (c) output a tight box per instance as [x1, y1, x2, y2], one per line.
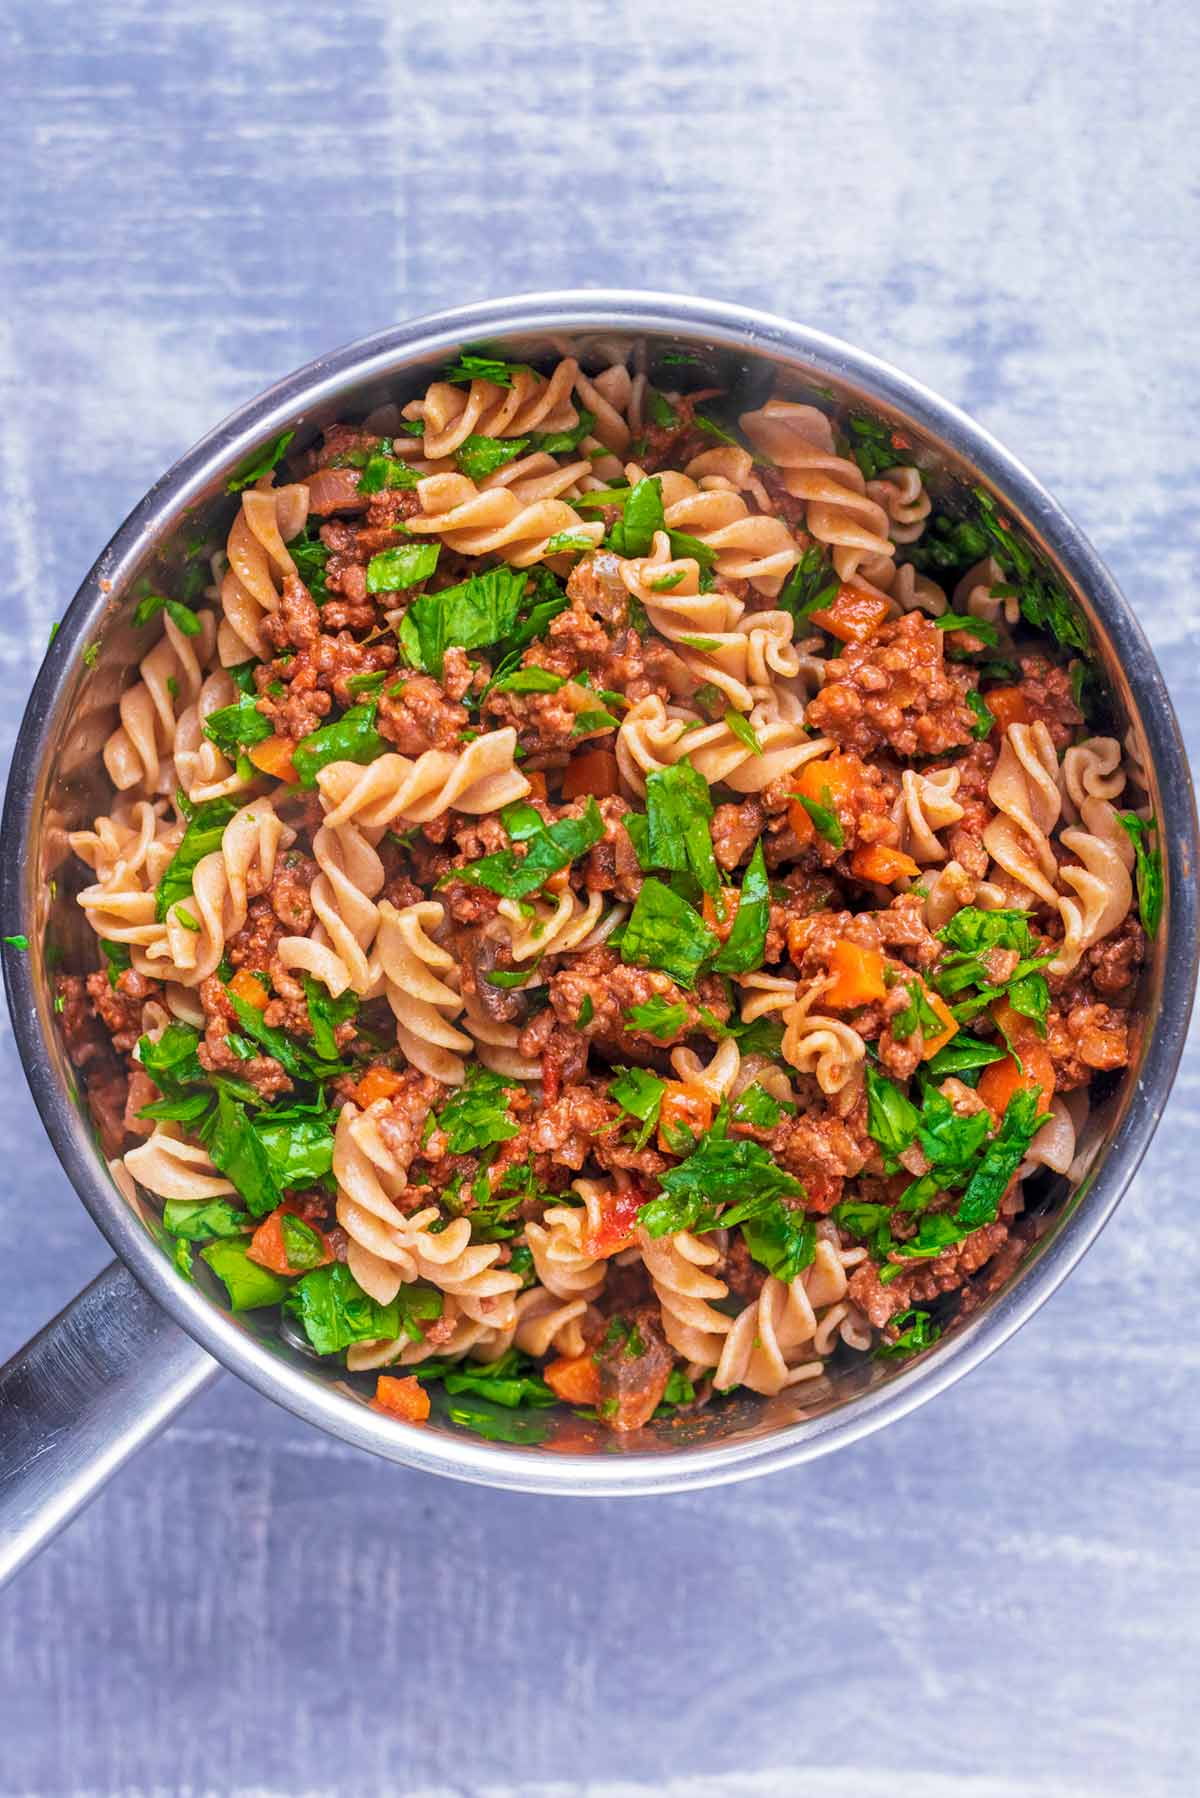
[1, 292, 1194, 1588]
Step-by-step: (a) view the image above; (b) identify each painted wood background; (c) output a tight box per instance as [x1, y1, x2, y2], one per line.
[1, 2, 1197, 1792]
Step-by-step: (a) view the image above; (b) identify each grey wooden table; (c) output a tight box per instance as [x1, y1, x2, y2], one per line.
[2, 3, 1197, 1793]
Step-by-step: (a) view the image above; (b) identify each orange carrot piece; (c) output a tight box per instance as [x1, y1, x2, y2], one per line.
[850, 844, 921, 885]
[984, 687, 1031, 733]
[562, 747, 620, 800]
[544, 1354, 601, 1407]
[823, 939, 888, 1009]
[523, 770, 548, 800]
[809, 584, 892, 643]
[656, 1082, 715, 1155]
[227, 967, 270, 1010]
[977, 1048, 1055, 1119]
[353, 1064, 407, 1107]
[373, 1375, 431, 1422]
[247, 733, 298, 782]
[920, 991, 959, 1061]
[247, 1207, 332, 1275]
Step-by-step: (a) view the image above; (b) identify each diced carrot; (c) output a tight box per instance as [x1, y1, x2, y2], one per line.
[824, 939, 888, 1008]
[582, 1182, 645, 1258]
[809, 584, 892, 643]
[787, 752, 865, 845]
[353, 1064, 407, 1108]
[248, 733, 298, 782]
[373, 1374, 431, 1423]
[247, 1206, 332, 1275]
[977, 1047, 1055, 1119]
[656, 1082, 715, 1155]
[920, 991, 959, 1061]
[984, 687, 1031, 733]
[562, 746, 620, 800]
[850, 844, 921, 885]
[524, 771, 548, 800]
[544, 1354, 601, 1407]
[227, 967, 270, 1010]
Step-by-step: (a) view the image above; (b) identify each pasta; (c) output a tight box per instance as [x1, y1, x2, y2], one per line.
[61, 350, 1153, 1440]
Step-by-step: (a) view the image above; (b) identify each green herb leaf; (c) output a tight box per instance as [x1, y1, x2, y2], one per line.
[610, 1066, 666, 1150]
[162, 1197, 248, 1241]
[608, 477, 665, 558]
[1117, 811, 1163, 937]
[723, 711, 763, 758]
[543, 530, 595, 555]
[953, 1087, 1044, 1229]
[865, 1064, 920, 1159]
[436, 1066, 520, 1154]
[934, 612, 1000, 646]
[638, 1135, 803, 1237]
[201, 1238, 292, 1309]
[357, 448, 421, 495]
[441, 1392, 553, 1443]
[624, 996, 690, 1040]
[226, 430, 295, 495]
[712, 840, 769, 974]
[967, 690, 996, 739]
[917, 1085, 992, 1181]
[365, 542, 440, 595]
[99, 939, 132, 988]
[287, 525, 331, 603]
[155, 795, 239, 921]
[777, 544, 841, 625]
[441, 353, 526, 388]
[792, 788, 843, 848]
[416, 1347, 556, 1409]
[924, 1035, 1007, 1081]
[301, 975, 358, 1061]
[876, 1307, 942, 1358]
[847, 415, 913, 481]
[292, 704, 387, 788]
[642, 763, 720, 898]
[620, 877, 718, 989]
[491, 666, 566, 694]
[202, 694, 273, 755]
[404, 564, 534, 678]
[454, 434, 531, 482]
[285, 1263, 439, 1354]
[456, 797, 605, 901]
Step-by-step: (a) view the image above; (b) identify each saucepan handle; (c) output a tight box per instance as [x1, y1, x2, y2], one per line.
[0, 1260, 218, 1587]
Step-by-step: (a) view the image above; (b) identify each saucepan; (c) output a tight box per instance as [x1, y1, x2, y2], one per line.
[1, 292, 1194, 1588]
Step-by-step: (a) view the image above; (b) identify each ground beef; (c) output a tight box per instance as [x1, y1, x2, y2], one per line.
[712, 798, 765, 872]
[1046, 998, 1134, 1090]
[196, 974, 292, 1099]
[269, 852, 318, 934]
[1013, 653, 1083, 751]
[805, 611, 977, 759]
[254, 582, 398, 739]
[84, 968, 161, 1054]
[582, 797, 644, 901]
[529, 1084, 621, 1170]
[373, 1072, 442, 1176]
[57, 974, 133, 1155]
[123, 1067, 159, 1139]
[773, 1101, 873, 1212]
[377, 675, 468, 755]
[226, 896, 283, 975]
[717, 1234, 768, 1304]
[565, 551, 629, 627]
[849, 1220, 1011, 1325]
[546, 946, 731, 1051]
[515, 1008, 588, 1102]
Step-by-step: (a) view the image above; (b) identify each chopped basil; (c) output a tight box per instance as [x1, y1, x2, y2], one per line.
[133, 592, 202, 636]
[1118, 811, 1163, 936]
[620, 877, 718, 989]
[778, 545, 840, 624]
[876, 1308, 942, 1358]
[365, 542, 440, 594]
[890, 980, 946, 1044]
[712, 840, 769, 974]
[99, 939, 132, 988]
[642, 763, 720, 899]
[301, 975, 358, 1061]
[202, 694, 273, 755]
[285, 1263, 439, 1354]
[162, 1197, 248, 1241]
[436, 1066, 520, 1154]
[741, 1201, 816, 1281]
[155, 794, 239, 921]
[441, 353, 527, 388]
[292, 704, 387, 788]
[967, 689, 996, 738]
[455, 798, 604, 901]
[456, 433, 530, 482]
[226, 430, 295, 495]
[357, 449, 420, 494]
[955, 1088, 1044, 1229]
[610, 1066, 666, 1150]
[491, 667, 566, 694]
[865, 1064, 920, 1160]
[924, 1035, 1007, 1082]
[638, 1132, 804, 1237]
[414, 1348, 556, 1410]
[201, 1239, 292, 1309]
[403, 564, 558, 679]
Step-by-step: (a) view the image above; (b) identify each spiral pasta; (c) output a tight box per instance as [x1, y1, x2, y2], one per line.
[713, 1239, 859, 1396]
[738, 400, 895, 583]
[407, 470, 603, 568]
[982, 721, 1063, 905]
[525, 1198, 608, 1302]
[371, 898, 472, 1084]
[616, 692, 832, 797]
[122, 1127, 235, 1202]
[103, 609, 218, 793]
[781, 979, 866, 1096]
[316, 731, 529, 830]
[639, 1228, 734, 1367]
[401, 359, 582, 459]
[219, 483, 310, 664]
[893, 766, 965, 865]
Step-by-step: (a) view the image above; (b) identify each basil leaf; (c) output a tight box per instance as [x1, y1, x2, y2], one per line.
[712, 840, 769, 974]
[417, 1348, 556, 1410]
[203, 1085, 278, 1216]
[955, 1088, 1044, 1229]
[1117, 811, 1163, 937]
[284, 1263, 430, 1354]
[227, 991, 347, 1083]
[456, 434, 530, 482]
[643, 763, 719, 898]
[639, 1136, 804, 1237]
[793, 789, 842, 848]
[162, 1197, 248, 1241]
[201, 1239, 292, 1309]
[279, 1214, 327, 1271]
[724, 711, 763, 758]
[441, 354, 526, 388]
[624, 997, 690, 1040]
[917, 1086, 991, 1181]
[436, 1066, 520, 1154]
[357, 451, 420, 495]
[403, 564, 530, 678]
[890, 980, 945, 1043]
[137, 1021, 205, 1093]
[876, 1308, 942, 1358]
[778, 545, 839, 624]
[202, 695, 273, 754]
[301, 974, 358, 1061]
[608, 476, 664, 557]
[491, 667, 566, 694]
[924, 1035, 1007, 1081]
[226, 430, 295, 495]
[155, 795, 239, 920]
[254, 1112, 335, 1191]
[365, 543, 440, 596]
[865, 1063, 920, 1158]
[741, 1201, 816, 1283]
[610, 1066, 666, 1151]
[287, 525, 331, 603]
[455, 798, 605, 901]
[292, 704, 387, 787]
[620, 877, 718, 989]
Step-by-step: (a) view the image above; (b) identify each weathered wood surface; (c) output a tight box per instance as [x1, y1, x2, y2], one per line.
[1, 1, 1196, 1791]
